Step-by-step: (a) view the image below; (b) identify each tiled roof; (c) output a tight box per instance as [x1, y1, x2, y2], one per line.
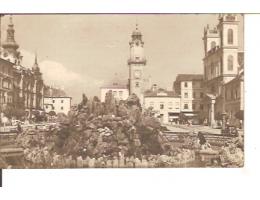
[101, 75, 128, 89]
[175, 74, 204, 82]
[144, 88, 179, 98]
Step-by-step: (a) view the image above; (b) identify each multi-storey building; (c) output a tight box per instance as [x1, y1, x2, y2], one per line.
[222, 69, 244, 127]
[43, 86, 71, 115]
[0, 16, 44, 117]
[100, 74, 129, 103]
[0, 58, 15, 108]
[44, 97, 72, 115]
[173, 74, 204, 120]
[144, 87, 181, 124]
[13, 56, 44, 113]
[202, 14, 244, 127]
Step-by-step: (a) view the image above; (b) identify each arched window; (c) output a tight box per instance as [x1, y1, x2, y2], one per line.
[211, 41, 216, 49]
[228, 29, 233, 44]
[228, 55, 234, 71]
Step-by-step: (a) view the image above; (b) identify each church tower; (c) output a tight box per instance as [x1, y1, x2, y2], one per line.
[128, 24, 146, 101]
[217, 14, 239, 83]
[1, 15, 21, 64]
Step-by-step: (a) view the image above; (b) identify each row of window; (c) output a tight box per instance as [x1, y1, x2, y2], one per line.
[148, 102, 204, 111]
[2, 80, 12, 89]
[211, 28, 233, 48]
[183, 92, 204, 99]
[183, 103, 204, 110]
[206, 54, 234, 80]
[159, 104, 180, 110]
[0, 96, 12, 103]
[0, 65, 13, 76]
[45, 105, 64, 110]
[183, 82, 203, 88]
[112, 91, 124, 97]
[225, 88, 240, 101]
[149, 102, 180, 110]
[52, 99, 64, 103]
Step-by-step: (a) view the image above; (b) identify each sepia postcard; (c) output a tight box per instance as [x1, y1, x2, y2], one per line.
[0, 14, 244, 168]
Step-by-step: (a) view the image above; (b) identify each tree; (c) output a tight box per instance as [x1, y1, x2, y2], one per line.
[2, 104, 26, 119]
[93, 96, 100, 102]
[143, 107, 154, 117]
[48, 111, 56, 117]
[33, 110, 46, 122]
[82, 93, 88, 105]
[104, 90, 116, 115]
[126, 93, 141, 108]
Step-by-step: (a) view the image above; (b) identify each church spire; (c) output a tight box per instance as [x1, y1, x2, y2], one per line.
[2, 15, 19, 52]
[131, 22, 142, 41]
[32, 52, 40, 72]
[35, 52, 38, 65]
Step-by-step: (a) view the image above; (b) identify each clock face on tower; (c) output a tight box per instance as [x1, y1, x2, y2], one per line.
[134, 70, 141, 79]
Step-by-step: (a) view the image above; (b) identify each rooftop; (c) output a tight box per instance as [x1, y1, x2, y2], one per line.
[144, 88, 179, 98]
[101, 74, 128, 89]
[175, 74, 204, 82]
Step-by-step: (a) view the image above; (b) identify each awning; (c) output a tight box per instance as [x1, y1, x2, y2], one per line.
[184, 113, 197, 117]
[169, 116, 179, 119]
[168, 113, 180, 116]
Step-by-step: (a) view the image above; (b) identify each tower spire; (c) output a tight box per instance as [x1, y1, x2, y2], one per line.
[135, 17, 138, 30]
[9, 15, 13, 25]
[32, 52, 40, 72]
[35, 51, 38, 65]
[2, 15, 19, 52]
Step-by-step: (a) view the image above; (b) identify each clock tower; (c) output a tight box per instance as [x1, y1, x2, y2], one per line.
[128, 24, 146, 102]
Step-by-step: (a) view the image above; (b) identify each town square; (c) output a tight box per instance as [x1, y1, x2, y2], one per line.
[0, 14, 244, 168]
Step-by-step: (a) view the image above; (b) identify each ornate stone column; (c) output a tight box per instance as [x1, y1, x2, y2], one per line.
[221, 80, 226, 130]
[210, 98, 216, 127]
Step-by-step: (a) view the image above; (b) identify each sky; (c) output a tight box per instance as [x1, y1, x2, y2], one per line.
[1, 14, 244, 103]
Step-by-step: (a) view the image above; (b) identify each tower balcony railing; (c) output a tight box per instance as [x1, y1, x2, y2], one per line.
[127, 58, 147, 65]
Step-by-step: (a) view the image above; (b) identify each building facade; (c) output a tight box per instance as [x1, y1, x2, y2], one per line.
[0, 58, 15, 108]
[100, 74, 129, 103]
[128, 24, 147, 103]
[222, 69, 244, 127]
[44, 97, 72, 115]
[173, 74, 204, 120]
[202, 14, 243, 127]
[0, 16, 44, 117]
[144, 88, 181, 124]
